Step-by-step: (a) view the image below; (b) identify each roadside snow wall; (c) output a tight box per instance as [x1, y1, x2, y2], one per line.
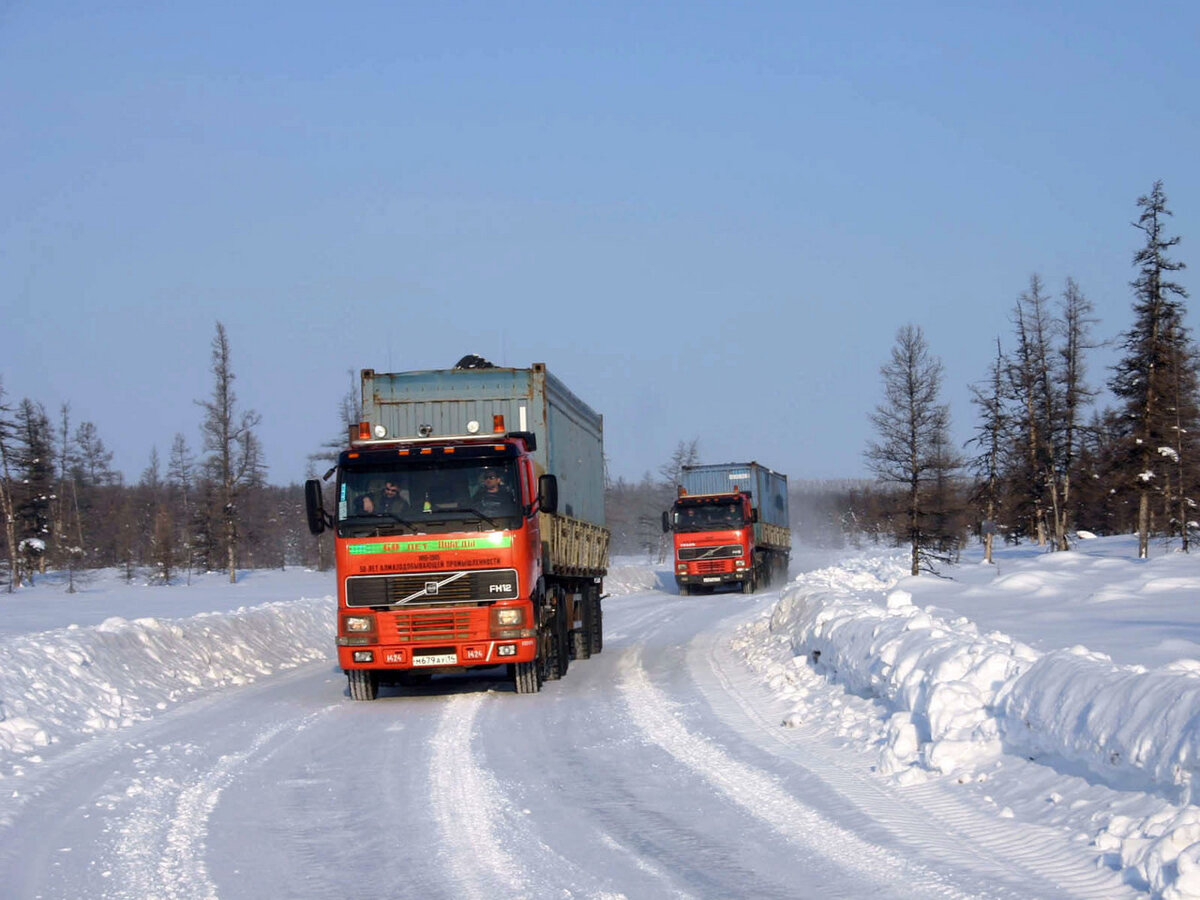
[769, 559, 1200, 805]
[0, 597, 334, 769]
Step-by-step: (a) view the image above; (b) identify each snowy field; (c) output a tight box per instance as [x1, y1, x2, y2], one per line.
[4, 537, 1200, 897]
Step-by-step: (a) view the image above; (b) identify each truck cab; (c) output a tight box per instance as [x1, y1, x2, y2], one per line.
[664, 491, 758, 595]
[307, 423, 565, 698]
[306, 361, 608, 700]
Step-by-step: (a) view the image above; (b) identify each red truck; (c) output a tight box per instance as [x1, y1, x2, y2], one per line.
[663, 462, 791, 595]
[305, 362, 609, 698]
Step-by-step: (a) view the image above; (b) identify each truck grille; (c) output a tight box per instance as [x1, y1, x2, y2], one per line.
[694, 559, 732, 575]
[389, 608, 487, 643]
[679, 545, 742, 561]
[346, 569, 519, 607]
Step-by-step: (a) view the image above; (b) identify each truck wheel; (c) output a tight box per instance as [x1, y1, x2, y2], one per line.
[590, 588, 604, 654]
[742, 574, 755, 594]
[679, 583, 690, 596]
[547, 593, 570, 680]
[572, 589, 592, 660]
[514, 660, 541, 694]
[347, 669, 379, 701]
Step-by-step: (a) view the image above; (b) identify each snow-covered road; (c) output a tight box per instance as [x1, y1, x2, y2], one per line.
[0, 573, 1136, 900]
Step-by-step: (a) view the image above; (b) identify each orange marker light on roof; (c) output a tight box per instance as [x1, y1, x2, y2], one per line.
[358, 421, 371, 440]
[493, 415, 506, 433]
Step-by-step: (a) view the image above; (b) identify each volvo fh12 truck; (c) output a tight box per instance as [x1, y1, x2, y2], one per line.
[305, 362, 609, 698]
[663, 462, 790, 594]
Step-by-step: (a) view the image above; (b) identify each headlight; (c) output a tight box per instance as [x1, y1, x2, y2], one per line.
[343, 615, 375, 633]
[494, 608, 524, 627]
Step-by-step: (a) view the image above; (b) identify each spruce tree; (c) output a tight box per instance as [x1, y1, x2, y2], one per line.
[1110, 180, 1196, 557]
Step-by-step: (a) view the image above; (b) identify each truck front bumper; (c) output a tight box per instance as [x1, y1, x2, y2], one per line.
[676, 572, 746, 587]
[338, 637, 537, 671]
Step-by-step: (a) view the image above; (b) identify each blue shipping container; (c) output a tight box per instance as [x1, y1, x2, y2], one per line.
[680, 462, 790, 531]
[361, 364, 605, 526]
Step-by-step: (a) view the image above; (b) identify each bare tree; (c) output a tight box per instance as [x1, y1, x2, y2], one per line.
[659, 438, 700, 490]
[1006, 274, 1062, 546]
[198, 322, 264, 583]
[1055, 278, 1098, 547]
[866, 324, 957, 575]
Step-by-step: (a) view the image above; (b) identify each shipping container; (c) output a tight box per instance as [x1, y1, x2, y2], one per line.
[361, 364, 606, 527]
[681, 462, 790, 531]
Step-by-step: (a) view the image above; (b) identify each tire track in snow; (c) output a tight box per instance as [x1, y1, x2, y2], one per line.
[429, 692, 529, 899]
[105, 712, 324, 900]
[617, 644, 981, 900]
[695, 620, 1134, 899]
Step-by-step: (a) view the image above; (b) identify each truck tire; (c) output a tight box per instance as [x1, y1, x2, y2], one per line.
[572, 589, 592, 660]
[514, 660, 541, 693]
[742, 573, 755, 594]
[546, 591, 570, 680]
[347, 668, 379, 701]
[590, 588, 603, 654]
[679, 583, 691, 596]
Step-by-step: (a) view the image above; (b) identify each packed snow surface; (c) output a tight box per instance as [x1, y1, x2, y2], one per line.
[3, 538, 1200, 897]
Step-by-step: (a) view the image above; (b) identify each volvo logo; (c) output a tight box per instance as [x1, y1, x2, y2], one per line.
[425, 581, 439, 595]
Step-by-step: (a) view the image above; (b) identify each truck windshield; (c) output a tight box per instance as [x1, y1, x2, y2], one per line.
[337, 457, 522, 536]
[673, 502, 745, 532]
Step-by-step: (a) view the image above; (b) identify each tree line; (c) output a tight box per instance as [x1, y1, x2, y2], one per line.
[2, 182, 1192, 587]
[0, 323, 310, 591]
[861, 180, 1195, 573]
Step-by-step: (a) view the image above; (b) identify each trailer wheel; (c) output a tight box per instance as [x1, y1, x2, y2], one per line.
[590, 586, 604, 654]
[546, 590, 570, 680]
[347, 668, 379, 701]
[514, 660, 541, 694]
[572, 588, 592, 660]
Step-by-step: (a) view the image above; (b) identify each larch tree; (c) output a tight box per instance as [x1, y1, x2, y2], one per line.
[1110, 180, 1194, 558]
[1006, 274, 1060, 547]
[1056, 277, 1098, 547]
[657, 438, 701, 562]
[12, 399, 55, 579]
[968, 339, 1007, 564]
[167, 433, 196, 582]
[865, 324, 957, 576]
[0, 380, 19, 590]
[198, 322, 263, 583]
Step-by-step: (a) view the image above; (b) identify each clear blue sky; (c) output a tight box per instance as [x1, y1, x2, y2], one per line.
[3, 1, 1198, 486]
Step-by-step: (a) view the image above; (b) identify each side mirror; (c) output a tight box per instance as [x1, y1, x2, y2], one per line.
[537, 474, 558, 515]
[662, 510, 672, 533]
[305, 479, 328, 535]
[751, 508, 759, 524]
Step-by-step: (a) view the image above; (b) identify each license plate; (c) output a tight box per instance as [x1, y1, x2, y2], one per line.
[413, 652, 457, 667]
[703, 577, 720, 583]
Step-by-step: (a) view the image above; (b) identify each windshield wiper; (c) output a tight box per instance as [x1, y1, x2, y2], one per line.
[339, 513, 421, 534]
[457, 506, 501, 529]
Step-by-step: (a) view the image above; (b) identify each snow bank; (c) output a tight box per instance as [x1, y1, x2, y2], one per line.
[0, 596, 334, 769]
[770, 555, 1200, 799]
[765, 548, 1200, 899]
[605, 557, 671, 595]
